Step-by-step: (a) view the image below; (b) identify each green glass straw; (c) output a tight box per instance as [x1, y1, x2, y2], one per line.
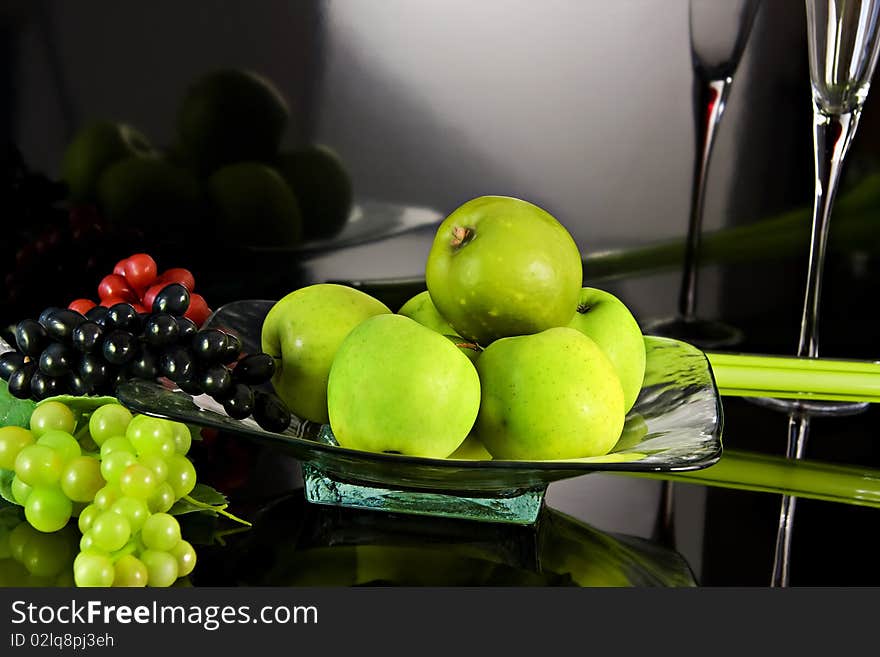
[705, 352, 880, 403]
[622, 449, 880, 509]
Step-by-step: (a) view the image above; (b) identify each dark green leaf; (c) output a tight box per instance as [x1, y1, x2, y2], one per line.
[169, 483, 250, 527]
[0, 503, 24, 530]
[0, 380, 36, 429]
[0, 468, 17, 506]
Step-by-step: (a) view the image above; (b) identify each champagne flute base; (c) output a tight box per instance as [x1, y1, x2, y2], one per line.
[745, 396, 869, 417]
[641, 315, 744, 350]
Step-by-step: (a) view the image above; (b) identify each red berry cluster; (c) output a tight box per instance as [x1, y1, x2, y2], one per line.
[67, 254, 212, 327]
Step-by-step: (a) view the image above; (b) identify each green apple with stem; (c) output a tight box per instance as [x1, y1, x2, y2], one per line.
[566, 287, 646, 412]
[327, 314, 480, 458]
[473, 327, 625, 460]
[261, 284, 390, 424]
[397, 291, 480, 362]
[425, 196, 583, 346]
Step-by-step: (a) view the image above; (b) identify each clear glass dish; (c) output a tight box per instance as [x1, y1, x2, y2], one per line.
[116, 299, 723, 525]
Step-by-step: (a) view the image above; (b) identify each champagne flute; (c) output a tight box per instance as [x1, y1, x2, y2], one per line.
[648, 0, 761, 550]
[770, 0, 880, 587]
[642, 0, 760, 350]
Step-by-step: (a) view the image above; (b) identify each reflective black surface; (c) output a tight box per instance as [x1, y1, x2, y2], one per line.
[3, 0, 880, 585]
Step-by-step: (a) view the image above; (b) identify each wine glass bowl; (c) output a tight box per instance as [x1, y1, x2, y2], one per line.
[807, 0, 880, 115]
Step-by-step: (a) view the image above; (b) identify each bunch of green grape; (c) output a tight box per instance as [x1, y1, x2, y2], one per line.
[0, 399, 198, 586]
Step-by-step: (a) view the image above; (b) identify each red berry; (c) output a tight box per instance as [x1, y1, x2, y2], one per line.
[100, 295, 129, 308]
[143, 283, 166, 311]
[184, 293, 211, 326]
[113, 259, 128, 277]
[123, 253, 158, 292]
[98, 274, 137, 302]
[158, 268, 195, 292]
[69, 298, 97, 314]
[132, 303, 147, 314]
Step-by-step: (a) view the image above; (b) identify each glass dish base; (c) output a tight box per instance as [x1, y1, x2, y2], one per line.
[302, 463, 547, 525]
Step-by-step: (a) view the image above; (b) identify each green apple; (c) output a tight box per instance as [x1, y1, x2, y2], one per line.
[448, 434, 493, 460]
[176, 68, 289, 174]
[276, 145, 353, 241]
[327, 314, 480, 458]
[397, 291, 480, 362]
[473, 327, 625, 460]
[62, 121, 155, 201]
[207, 162, 303, 248]
[425, 195, 583, 346]
[96, 156, 200, 238]
[566, 287, 646, 412]
[261, 284, 391, 424]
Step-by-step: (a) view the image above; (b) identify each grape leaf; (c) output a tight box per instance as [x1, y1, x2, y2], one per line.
[0, 468, 17, 506]
[0, 380, 36, 429]
[39, 394, 121, 415]
[170, 483, 251, 527]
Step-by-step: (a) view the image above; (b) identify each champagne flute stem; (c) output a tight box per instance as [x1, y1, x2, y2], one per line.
[796, 107, 861, 359]
[678, 76, 733, 320]
[770, 106, 862, 587]
[771, 414, 810, 587]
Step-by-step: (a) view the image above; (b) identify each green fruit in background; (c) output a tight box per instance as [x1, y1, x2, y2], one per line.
[176, 68, 289, 175]
[473, 327, 625, 460]
[276, 145, 353, 241]
[566, 287, 646, 412]
[207, 162, 303, 248]
[397, 291, 480, 362]
[96, 156, 200, 237]
[327, 314, 481, 458]
[425, 196, 583, 346]
[261, 284, 391, 424]
[62, 121, 155, 201]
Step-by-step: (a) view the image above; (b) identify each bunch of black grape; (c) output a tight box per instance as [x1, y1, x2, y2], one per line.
[0, 283, 291, 433]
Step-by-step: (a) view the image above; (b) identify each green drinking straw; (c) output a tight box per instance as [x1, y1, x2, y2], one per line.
[621, 449, 880, 509]
[705, 352, 880, 403]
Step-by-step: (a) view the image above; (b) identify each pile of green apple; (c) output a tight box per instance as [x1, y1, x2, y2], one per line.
[61, 68, 352, 247]
[261, 195, 646, 461]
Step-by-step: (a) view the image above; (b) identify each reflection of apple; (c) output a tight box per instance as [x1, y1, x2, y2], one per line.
[425, 196, 582, 346]
[208, 162, 303, 248]
[611, 413, 648, 452]
[276, 145, 353, 241]
[566, 287, 646, 412]
[261, 284, 390, 424]
[327, 314, 480, 458]
[473, 327, 624, 460]
[62, 121, 155, 201]
[397, 291, 480, 362]
[96, 156, 200, 238]
[176, 68, 289, 174]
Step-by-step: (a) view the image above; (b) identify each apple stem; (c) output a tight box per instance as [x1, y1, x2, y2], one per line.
[450, 226, 474, 249]
[577, 303, 592, 314]
[455, 341, 481, 351]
